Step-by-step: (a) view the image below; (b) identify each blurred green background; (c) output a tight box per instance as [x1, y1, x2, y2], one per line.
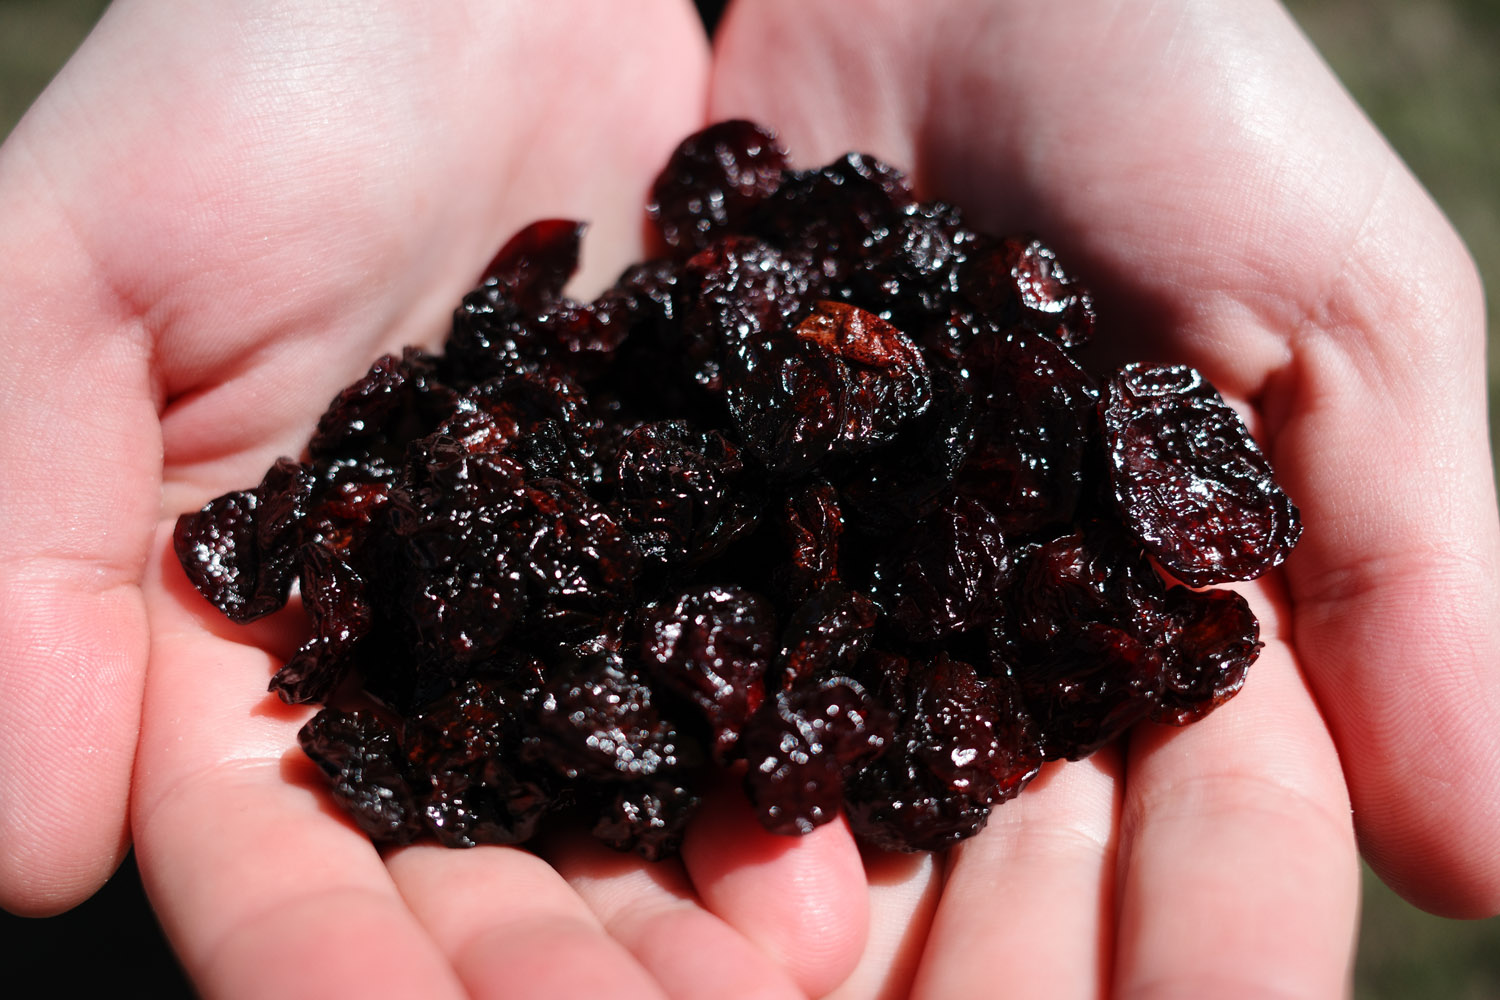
[3, 0, 1498, 996]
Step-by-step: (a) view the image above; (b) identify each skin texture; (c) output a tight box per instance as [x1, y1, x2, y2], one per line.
[710, 0, 1498, 995]
[0, 3, 863, 998]
[0, 0, 1495, 997]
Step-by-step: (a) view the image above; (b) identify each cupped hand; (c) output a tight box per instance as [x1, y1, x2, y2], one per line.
[703, 0, 1500, 996]
[8, 0, 1498, 997]
[0, 2, 870, 997]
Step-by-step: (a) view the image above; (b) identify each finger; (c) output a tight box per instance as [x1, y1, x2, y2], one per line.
[1275, 247, 1500, 920]
[0, 0, 711, 915]
[711, 0, 924, 172]
[0, 47, 160, 915]
[385, 844, 669, 1000]
[137, 764, 468, 1000]
[825, 848, 942, 1000]
[908, 754, 1121, 1000]
[1113, 588, 1359, 999]
[714, 0, 1500, 915]
[135, 532, 464, 999]
[680, 782, 870, 998]
[542, 831, 805, 1000]
[147, 518, 673, 1000]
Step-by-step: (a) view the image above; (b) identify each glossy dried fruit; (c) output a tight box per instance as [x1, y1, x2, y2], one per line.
[1152, 585, 1262, 725]
[958, 234, 1096, 348]
[528, 650, 699, 783]
[753, 152, 914, 282]
[480, 219, 587, 312]
[177, 119, 1300, 859]
[174, 458, 312, 623]
[648, 120, 788, 255]
[846, 653, 1037, 852]
[741, 674, 890, 835]
[959, 329, 1100, 535]
[795, 300, 932, 451]
[270, 543, 371, 704]
[873, 493, 1011, 643]
[724, 332, 843, 478]
[640, 585, 774, 759]
[445, 220, 593, 383]
[1001, 526, 1171, 760]
[309, 348, 455, 461]
[849, 201, 975, 331]
[839, 363, 975, 528]
[405, 676, 558, 847]
[778, 481, 844, 601]
[591, 781, 701, 861]
[778, 583, 880, 689]
[299, 709, 423, 844]
[1103, 363, 1301, 586]
[610, 421, 758, 566]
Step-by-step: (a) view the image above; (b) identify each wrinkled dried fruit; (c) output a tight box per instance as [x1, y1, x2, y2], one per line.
[846, 653, 1037, 852]
[959, 328, 1099, 535]
[640, 585, 774, 760]
[648, 120, 788, 255]
[958, 234, 1096, 348]
[1104, 363, 1301, 586]
[178, 120, 1299, 858]
[873, 493, 1010, 643]
[741, 674, 890, 835]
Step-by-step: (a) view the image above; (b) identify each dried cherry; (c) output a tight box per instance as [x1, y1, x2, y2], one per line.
[640, 585, 774, 760]
[1103, 363, 1301, 586]
[177, 120, 1300, 858]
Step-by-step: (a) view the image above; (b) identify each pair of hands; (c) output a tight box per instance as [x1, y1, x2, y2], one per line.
[2, 1, 1497, 997]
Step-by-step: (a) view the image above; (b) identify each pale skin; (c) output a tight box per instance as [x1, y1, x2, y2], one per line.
[0, 1, 1496, 998]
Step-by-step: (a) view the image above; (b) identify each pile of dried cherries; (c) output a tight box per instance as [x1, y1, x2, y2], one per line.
[174, 121, 1301, 858]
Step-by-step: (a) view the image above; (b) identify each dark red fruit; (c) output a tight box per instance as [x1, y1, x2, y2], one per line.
[309, 348, 455, 461]
[845, 653, 1038, 852]
[958, 329, 1100, 535]
[269, 543, 371, 704]
[752, 152, 915, 282]
[405, 676, 558, 847]
[299, 709, 423, 844]
[178, 120, 1299, 860]
[528, 650, 700, 783]
[610, 421, 759, 566]
[174, 458, 312, 623]
[873, 493, 1011, 642]
[1152, 586, 1262, 725]
[1103, 363, 1301, 586]
[740, 674, 891, 835]
[778, 583, 880, 689]
[839, 363, 976, 528]
[958, 235, 1096, 348]
[724, 332, 844, 479]
[648, 120, 788, 255]
[849, 201, 975, 331]
[681, 237, 811, 396]
[640, 585, 774, 760]
[592, 781, 701, 861]
[1000, 526, 1170, 760]
[794, 300, 932, 451]
[479, 219, 587, 312]
[778, 481, 844, 601]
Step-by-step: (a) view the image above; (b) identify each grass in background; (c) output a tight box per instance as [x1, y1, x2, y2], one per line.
[1283, 3, 1500, 989]
[0, 0, 107, 131]
[1287, 0, 1500, 495]
[3, 1, 1498, 996]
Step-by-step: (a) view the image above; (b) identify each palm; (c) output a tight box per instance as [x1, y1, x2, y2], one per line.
[703, 0, 1500, 995]
[6, 1, 1498, 997]
[2, 2, 867, 996]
